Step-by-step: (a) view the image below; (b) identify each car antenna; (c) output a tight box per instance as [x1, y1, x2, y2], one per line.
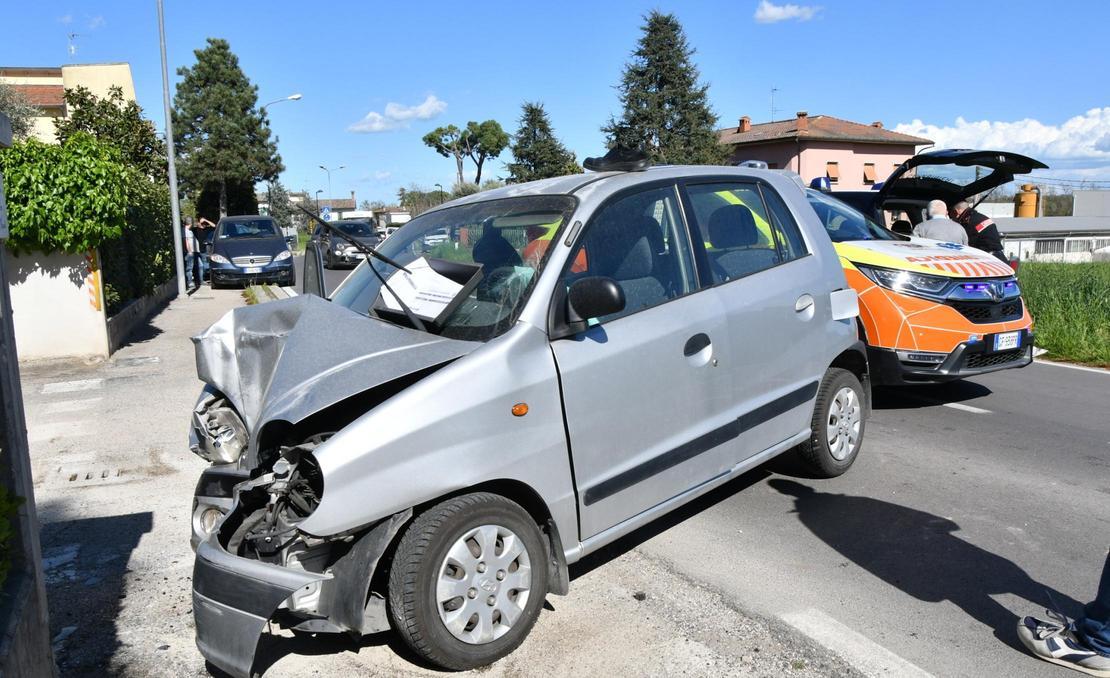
[295, 204, 411, 274]
[295, 205, 426, 332]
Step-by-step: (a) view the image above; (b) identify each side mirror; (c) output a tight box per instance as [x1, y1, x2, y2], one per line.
[553, 276, 625, 339]
[303, 240, 327, 298]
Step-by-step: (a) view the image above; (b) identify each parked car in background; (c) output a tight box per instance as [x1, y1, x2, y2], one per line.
[207, 215, 295, 288]
[311, 219, 381, 268]
[188, 156, 869, 677]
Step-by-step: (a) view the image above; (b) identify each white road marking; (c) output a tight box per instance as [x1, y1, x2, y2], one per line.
[43, 398, 102, 415]
[28, 420, 91, 443]
[942, 402, 992, 414]
[41, 379, 103, 394]
[1035, 358, 1110, 375]
[782, 608, 934, 678]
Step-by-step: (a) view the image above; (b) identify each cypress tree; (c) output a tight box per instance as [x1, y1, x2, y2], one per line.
[507, 102, 581, 183]
[603, 12, 727, 165]
[172, 38, 282, 216]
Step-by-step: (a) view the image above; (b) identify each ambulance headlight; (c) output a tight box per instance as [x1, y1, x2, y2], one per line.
[857, 265, 950, 299]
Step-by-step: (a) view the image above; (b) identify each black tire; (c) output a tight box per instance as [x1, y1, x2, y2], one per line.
[798, 368, 865, 478]
[388, 493, 548, 670]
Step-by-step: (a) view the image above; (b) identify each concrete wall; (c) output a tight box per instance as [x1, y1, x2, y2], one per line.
[799, 142, 915, 190]
[60, 63, 135, 102]
[3, 248, 109, 360]
[105, 277, 176, 354]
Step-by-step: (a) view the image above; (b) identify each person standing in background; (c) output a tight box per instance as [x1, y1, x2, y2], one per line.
[913, 200, 968, 244]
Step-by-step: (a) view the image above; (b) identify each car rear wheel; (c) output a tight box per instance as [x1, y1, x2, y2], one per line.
[388, 493, 547, 670]
[798, 368, 865, 477]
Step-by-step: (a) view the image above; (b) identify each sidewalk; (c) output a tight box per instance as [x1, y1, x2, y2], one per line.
[20, 286, 863, 677]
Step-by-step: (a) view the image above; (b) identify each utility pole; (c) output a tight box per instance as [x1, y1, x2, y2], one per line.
[157, 0, 186, 297]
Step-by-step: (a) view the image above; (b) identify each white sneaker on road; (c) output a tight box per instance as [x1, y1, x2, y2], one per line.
[1018, 614, 1110, 677]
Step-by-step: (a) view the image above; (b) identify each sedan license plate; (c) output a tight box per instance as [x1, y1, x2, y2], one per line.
[243, 267, 262, 274]
[993, 331, 1021, 351]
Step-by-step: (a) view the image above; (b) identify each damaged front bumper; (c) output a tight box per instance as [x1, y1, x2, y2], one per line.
[192, 506, 411, 678]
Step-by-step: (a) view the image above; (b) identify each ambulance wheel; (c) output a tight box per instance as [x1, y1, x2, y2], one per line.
[799, 368, 865, 477]
[388, 492, 547, 670]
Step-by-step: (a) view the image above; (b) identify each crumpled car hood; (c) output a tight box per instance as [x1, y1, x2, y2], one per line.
[192, 294, 479, 442]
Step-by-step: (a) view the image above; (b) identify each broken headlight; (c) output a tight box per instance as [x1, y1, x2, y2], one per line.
[190, 392, 248, 464]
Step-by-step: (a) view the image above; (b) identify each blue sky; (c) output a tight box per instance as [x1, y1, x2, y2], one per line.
[5, 0, 1110, 202]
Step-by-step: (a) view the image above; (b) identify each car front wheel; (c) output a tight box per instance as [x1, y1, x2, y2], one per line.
[388, 493, 548, 670]
[798, 367, 865, 477]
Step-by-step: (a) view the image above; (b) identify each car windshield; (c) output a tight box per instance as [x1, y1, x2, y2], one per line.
[331, 195, 577, 342]
[218, 219, 279, 239]
[806, 190, 899, 242]
[338, 222, 374, 237]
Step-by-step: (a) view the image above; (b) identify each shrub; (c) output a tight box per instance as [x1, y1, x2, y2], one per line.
[101, 172, 174, 314]
[1018, 262, 1110, 366]
[0, 133, 128, 255]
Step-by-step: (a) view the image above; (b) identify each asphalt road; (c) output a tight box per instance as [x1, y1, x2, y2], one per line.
[291, 253, 355, 296]
[619, 360, 1110, 678]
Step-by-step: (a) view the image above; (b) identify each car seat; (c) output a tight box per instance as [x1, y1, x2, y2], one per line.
[891, 219, 913, 236]
[472, 228, 524, 301]
[707, 205, 778, 280]
[588, 215, 670, 314]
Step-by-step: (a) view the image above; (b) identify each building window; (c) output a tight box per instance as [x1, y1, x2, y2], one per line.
[1034, 239, 1064, 254]
[1065, 239, 1092, 253]
[826, 161, 840, 183]
[863, 163, 877, 184]
[1094, 238, 1110, 250]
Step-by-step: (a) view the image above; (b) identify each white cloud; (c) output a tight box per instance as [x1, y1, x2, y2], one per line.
[373, 171, 392, 181]
[754, 1, 821, 23]
[895, 108, 1110, 169]
[87, 15, 105, 30]
[348, 95, 447, 133]
[58, 14, 73, 24]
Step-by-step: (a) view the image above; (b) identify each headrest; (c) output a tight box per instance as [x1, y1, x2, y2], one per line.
[590, 215, 660, 280]
[708, 205, 759, 248]
[473, 229, 522, 270]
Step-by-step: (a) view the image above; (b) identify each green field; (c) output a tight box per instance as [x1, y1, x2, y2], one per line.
[1018, 262, 1110, 367]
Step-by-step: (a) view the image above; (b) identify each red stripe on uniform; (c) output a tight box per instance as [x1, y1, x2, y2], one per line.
[975, 218, 994, 233]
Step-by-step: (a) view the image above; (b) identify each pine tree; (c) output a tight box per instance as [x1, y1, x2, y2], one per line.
[603, 12, 727, 166]
[172, 38, 282, 216]
[507, 102, 581, 183]
[266, 180, 294, 231]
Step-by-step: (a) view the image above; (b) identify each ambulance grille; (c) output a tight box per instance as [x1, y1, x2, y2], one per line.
[965, 349, 1025, 370]
[949, 300, 1023, 324]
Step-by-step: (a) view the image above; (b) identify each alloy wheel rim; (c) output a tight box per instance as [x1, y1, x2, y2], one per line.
[826, 386, 861, 461]
[436, 524, 532, 644]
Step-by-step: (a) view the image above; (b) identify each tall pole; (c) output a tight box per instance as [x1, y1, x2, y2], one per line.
[157, 0, 186, 296]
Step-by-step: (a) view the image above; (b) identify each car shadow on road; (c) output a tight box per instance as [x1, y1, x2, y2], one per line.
[872, 380, 992, 410]
[38, 509, 153, 677]
[767, 478, 1083, 650]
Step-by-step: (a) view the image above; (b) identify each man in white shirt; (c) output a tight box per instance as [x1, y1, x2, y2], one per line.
[913, 200, 968, 245]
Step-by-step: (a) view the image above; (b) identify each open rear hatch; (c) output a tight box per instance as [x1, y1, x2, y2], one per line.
[879, 149, 1048, 204]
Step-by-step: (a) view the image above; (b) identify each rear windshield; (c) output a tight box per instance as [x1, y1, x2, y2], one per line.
[806, 190, 899, 242]
[218, 219, 279, 239]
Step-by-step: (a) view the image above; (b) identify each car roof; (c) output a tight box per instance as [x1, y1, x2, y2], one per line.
[426, 165, 799, 213]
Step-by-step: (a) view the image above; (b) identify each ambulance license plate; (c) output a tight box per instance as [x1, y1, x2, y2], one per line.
[244, 267, 262, 274]
[993, 331, 1021, 351]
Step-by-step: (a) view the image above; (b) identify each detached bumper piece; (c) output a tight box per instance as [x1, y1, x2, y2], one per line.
[191, 509, 411, 678]
[193, 537, 329, 678]
[869, 329, 1034, 385]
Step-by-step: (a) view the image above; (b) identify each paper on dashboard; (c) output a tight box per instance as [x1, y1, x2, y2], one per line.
[380, 257, 464, 319]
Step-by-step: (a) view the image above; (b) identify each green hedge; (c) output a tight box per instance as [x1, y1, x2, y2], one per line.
[1018, 262, 1110, 366]
[0, 133, 174, 315]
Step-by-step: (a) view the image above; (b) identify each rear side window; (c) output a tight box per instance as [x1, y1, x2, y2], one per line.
[685, 182, 782, 284]
[760, 186, 808, 261]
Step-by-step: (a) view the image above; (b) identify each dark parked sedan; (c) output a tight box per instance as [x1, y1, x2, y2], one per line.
[207, 216, 295, 288]
[311, 219, 381, 269]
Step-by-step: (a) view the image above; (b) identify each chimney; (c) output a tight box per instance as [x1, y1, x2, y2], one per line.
[738, 116, 751, 133]
[350, 190, 356, 202]
[871, 121, 883, 128]
[796, 111, 808, 131]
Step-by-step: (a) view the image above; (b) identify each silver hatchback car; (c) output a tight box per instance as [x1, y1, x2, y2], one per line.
[188, 160, 868, 677]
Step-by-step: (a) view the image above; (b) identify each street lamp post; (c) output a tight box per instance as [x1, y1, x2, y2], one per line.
[156, 0, 186, 297]
[318, 164, 345, 212]
[260, 93, 302, 114]
[434, 183, 445, 203]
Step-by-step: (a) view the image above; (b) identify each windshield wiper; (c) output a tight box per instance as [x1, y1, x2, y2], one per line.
[295, 205, 427, 333]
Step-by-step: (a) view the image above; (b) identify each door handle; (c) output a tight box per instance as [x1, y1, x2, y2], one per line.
[683, 333, 711, 357]
[794, 294, 815, 313]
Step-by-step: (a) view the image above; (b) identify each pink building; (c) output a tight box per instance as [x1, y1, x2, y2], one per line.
[718, 112, 932, 190]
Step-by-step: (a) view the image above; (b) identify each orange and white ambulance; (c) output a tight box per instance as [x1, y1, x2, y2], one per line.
[803, 150, 1045, 385]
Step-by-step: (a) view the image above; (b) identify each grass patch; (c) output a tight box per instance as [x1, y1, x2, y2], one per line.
[242, 286, 259, 305]
[1018, 262, 1110, 366]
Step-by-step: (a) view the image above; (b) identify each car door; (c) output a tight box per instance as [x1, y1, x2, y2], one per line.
[550, 184, 737, 540]
[682, 179, 830, 460]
